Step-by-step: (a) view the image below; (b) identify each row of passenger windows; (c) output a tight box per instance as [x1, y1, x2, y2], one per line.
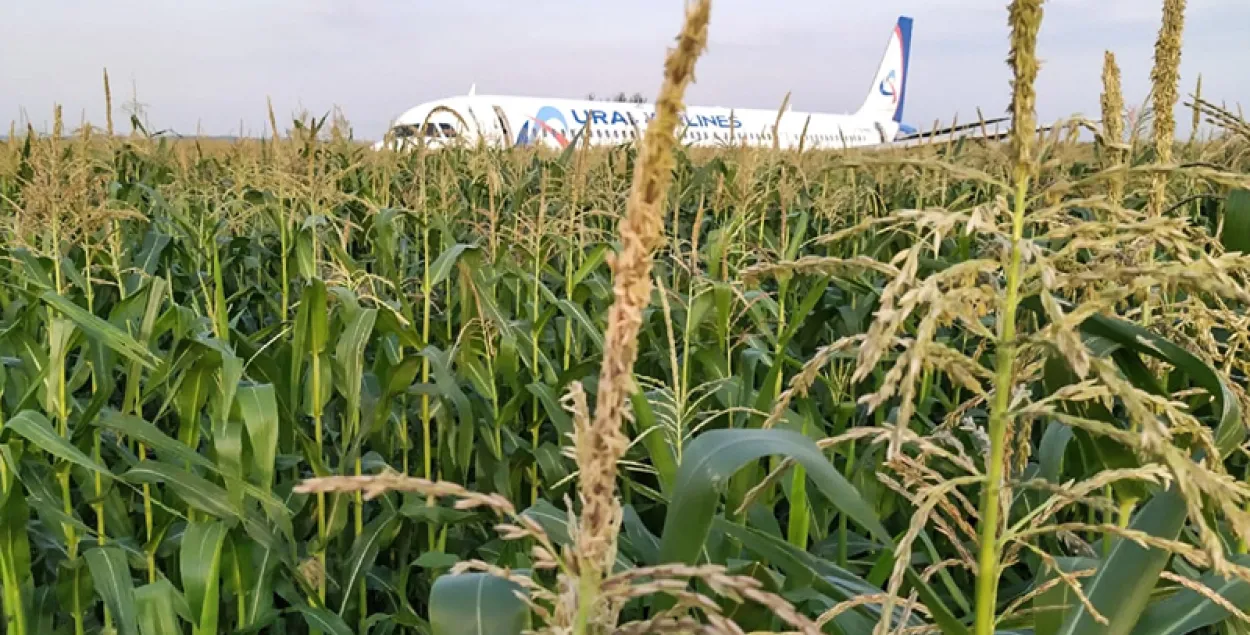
[530, 126, 873, 144]
[392, 113, 875, 146]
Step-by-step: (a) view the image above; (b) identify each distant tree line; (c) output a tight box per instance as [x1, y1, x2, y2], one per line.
[585, 92, 647, 104]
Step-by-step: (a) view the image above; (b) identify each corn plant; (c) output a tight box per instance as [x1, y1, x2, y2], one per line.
[2, 1, 1250, 634]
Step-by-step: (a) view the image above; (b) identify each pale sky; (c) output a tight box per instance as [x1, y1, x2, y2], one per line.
[3, 0, 1247, 140]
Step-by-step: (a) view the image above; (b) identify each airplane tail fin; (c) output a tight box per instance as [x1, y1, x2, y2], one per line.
[856, 16, 913, 125]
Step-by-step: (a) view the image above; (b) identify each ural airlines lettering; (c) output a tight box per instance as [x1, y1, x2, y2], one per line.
[569, 109, 742, 129]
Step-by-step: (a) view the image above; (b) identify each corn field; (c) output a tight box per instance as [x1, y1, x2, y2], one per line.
[2, 1, 1250, 634]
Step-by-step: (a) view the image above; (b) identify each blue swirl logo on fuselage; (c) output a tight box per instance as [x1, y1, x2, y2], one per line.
[517, 106, 570, 147]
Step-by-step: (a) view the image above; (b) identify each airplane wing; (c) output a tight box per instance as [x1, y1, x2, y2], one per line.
[886, 117, 1070, 150]
[895, 115, 1012, 142]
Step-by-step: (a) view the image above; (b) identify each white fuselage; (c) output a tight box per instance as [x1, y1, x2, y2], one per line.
[374, 16, 914, 153]
[375, 95, 898, 152]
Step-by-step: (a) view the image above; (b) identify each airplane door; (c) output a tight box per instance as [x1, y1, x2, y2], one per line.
[465, 105, 487, 145]
[492, 105, 513, 147]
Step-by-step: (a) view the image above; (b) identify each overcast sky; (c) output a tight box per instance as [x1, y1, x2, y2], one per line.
[3, 0, 1247, 140]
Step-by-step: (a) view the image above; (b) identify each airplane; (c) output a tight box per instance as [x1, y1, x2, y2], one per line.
[373, 16, 937, 152]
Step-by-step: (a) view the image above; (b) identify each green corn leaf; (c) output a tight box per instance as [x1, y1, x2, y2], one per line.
[526, 382, 573, 440]
[551, 298, 604, 352]
[621, 505, 660, 566]
[1053, 486, 1188, 635]
[1033, 557, 1099, 635]
[307, 277, 330, 354]
[429, 572, 530, 635]
[234, 383, 280, 492]
[335, 306, 377, 398]
[572, 244, 609, 288]
[135, 579, 184, 635]
[1221, 188, 1250, 253]
[24, 587, 57, 635]
[1038, 420, 1074, 483]
[1027, 295, 1243, 457]
[428, 243, 478, 289]
[532, 442, 570, 491]
[295, 222, 319, 281]
[11, 248, 53, 290]
[338, 509, 401, 615]
[181, 519, 230, 635]
[14, 464, 93, 547]
[40, 290, 161, 370]
[654, 428, 968, 632]
[630, 388, 676, 496]
[97, 410, 216, 472]
[123, 461, 237, 521]
[98, 411, 288, 530]
[213, 411, 247, 510]
[715, 518, 901, 635]
[747, 281, 830, 428]
[1085, 310, 1240, 450]
[4, 410, 113, 479]
[1128, 554, 1250, 635]
[657, 428, 890, 565]
[0, 476, 32, 635]
[295, 605, 355, 635]
[421, 345, 475, 470]
[1081, 312, 1242, 456]
[120, 276, 165, 415]
[521, 499, 634, 573]
[84, 546, 140, 635]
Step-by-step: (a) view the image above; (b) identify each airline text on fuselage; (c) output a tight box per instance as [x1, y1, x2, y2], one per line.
[568, 108, 743, 129]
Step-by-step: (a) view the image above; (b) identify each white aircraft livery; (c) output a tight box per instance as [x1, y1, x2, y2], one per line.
[374, 16, 915, 152]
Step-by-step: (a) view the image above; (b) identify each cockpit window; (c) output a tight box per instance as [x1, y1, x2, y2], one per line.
[438, 122, 458, 138]
[392, 124, 417, 138]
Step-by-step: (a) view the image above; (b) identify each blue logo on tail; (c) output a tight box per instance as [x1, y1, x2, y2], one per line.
[878, 70, 898, 104]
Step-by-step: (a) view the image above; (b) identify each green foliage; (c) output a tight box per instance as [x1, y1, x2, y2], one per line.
[430, 572, 530, 635]
[0, 105, 1246, 635]
[1224, 188, 1250, 254]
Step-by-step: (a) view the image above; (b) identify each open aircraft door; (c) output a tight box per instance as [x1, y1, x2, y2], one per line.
[465, 105, 489, 146]
[492, 105, 514, 147]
